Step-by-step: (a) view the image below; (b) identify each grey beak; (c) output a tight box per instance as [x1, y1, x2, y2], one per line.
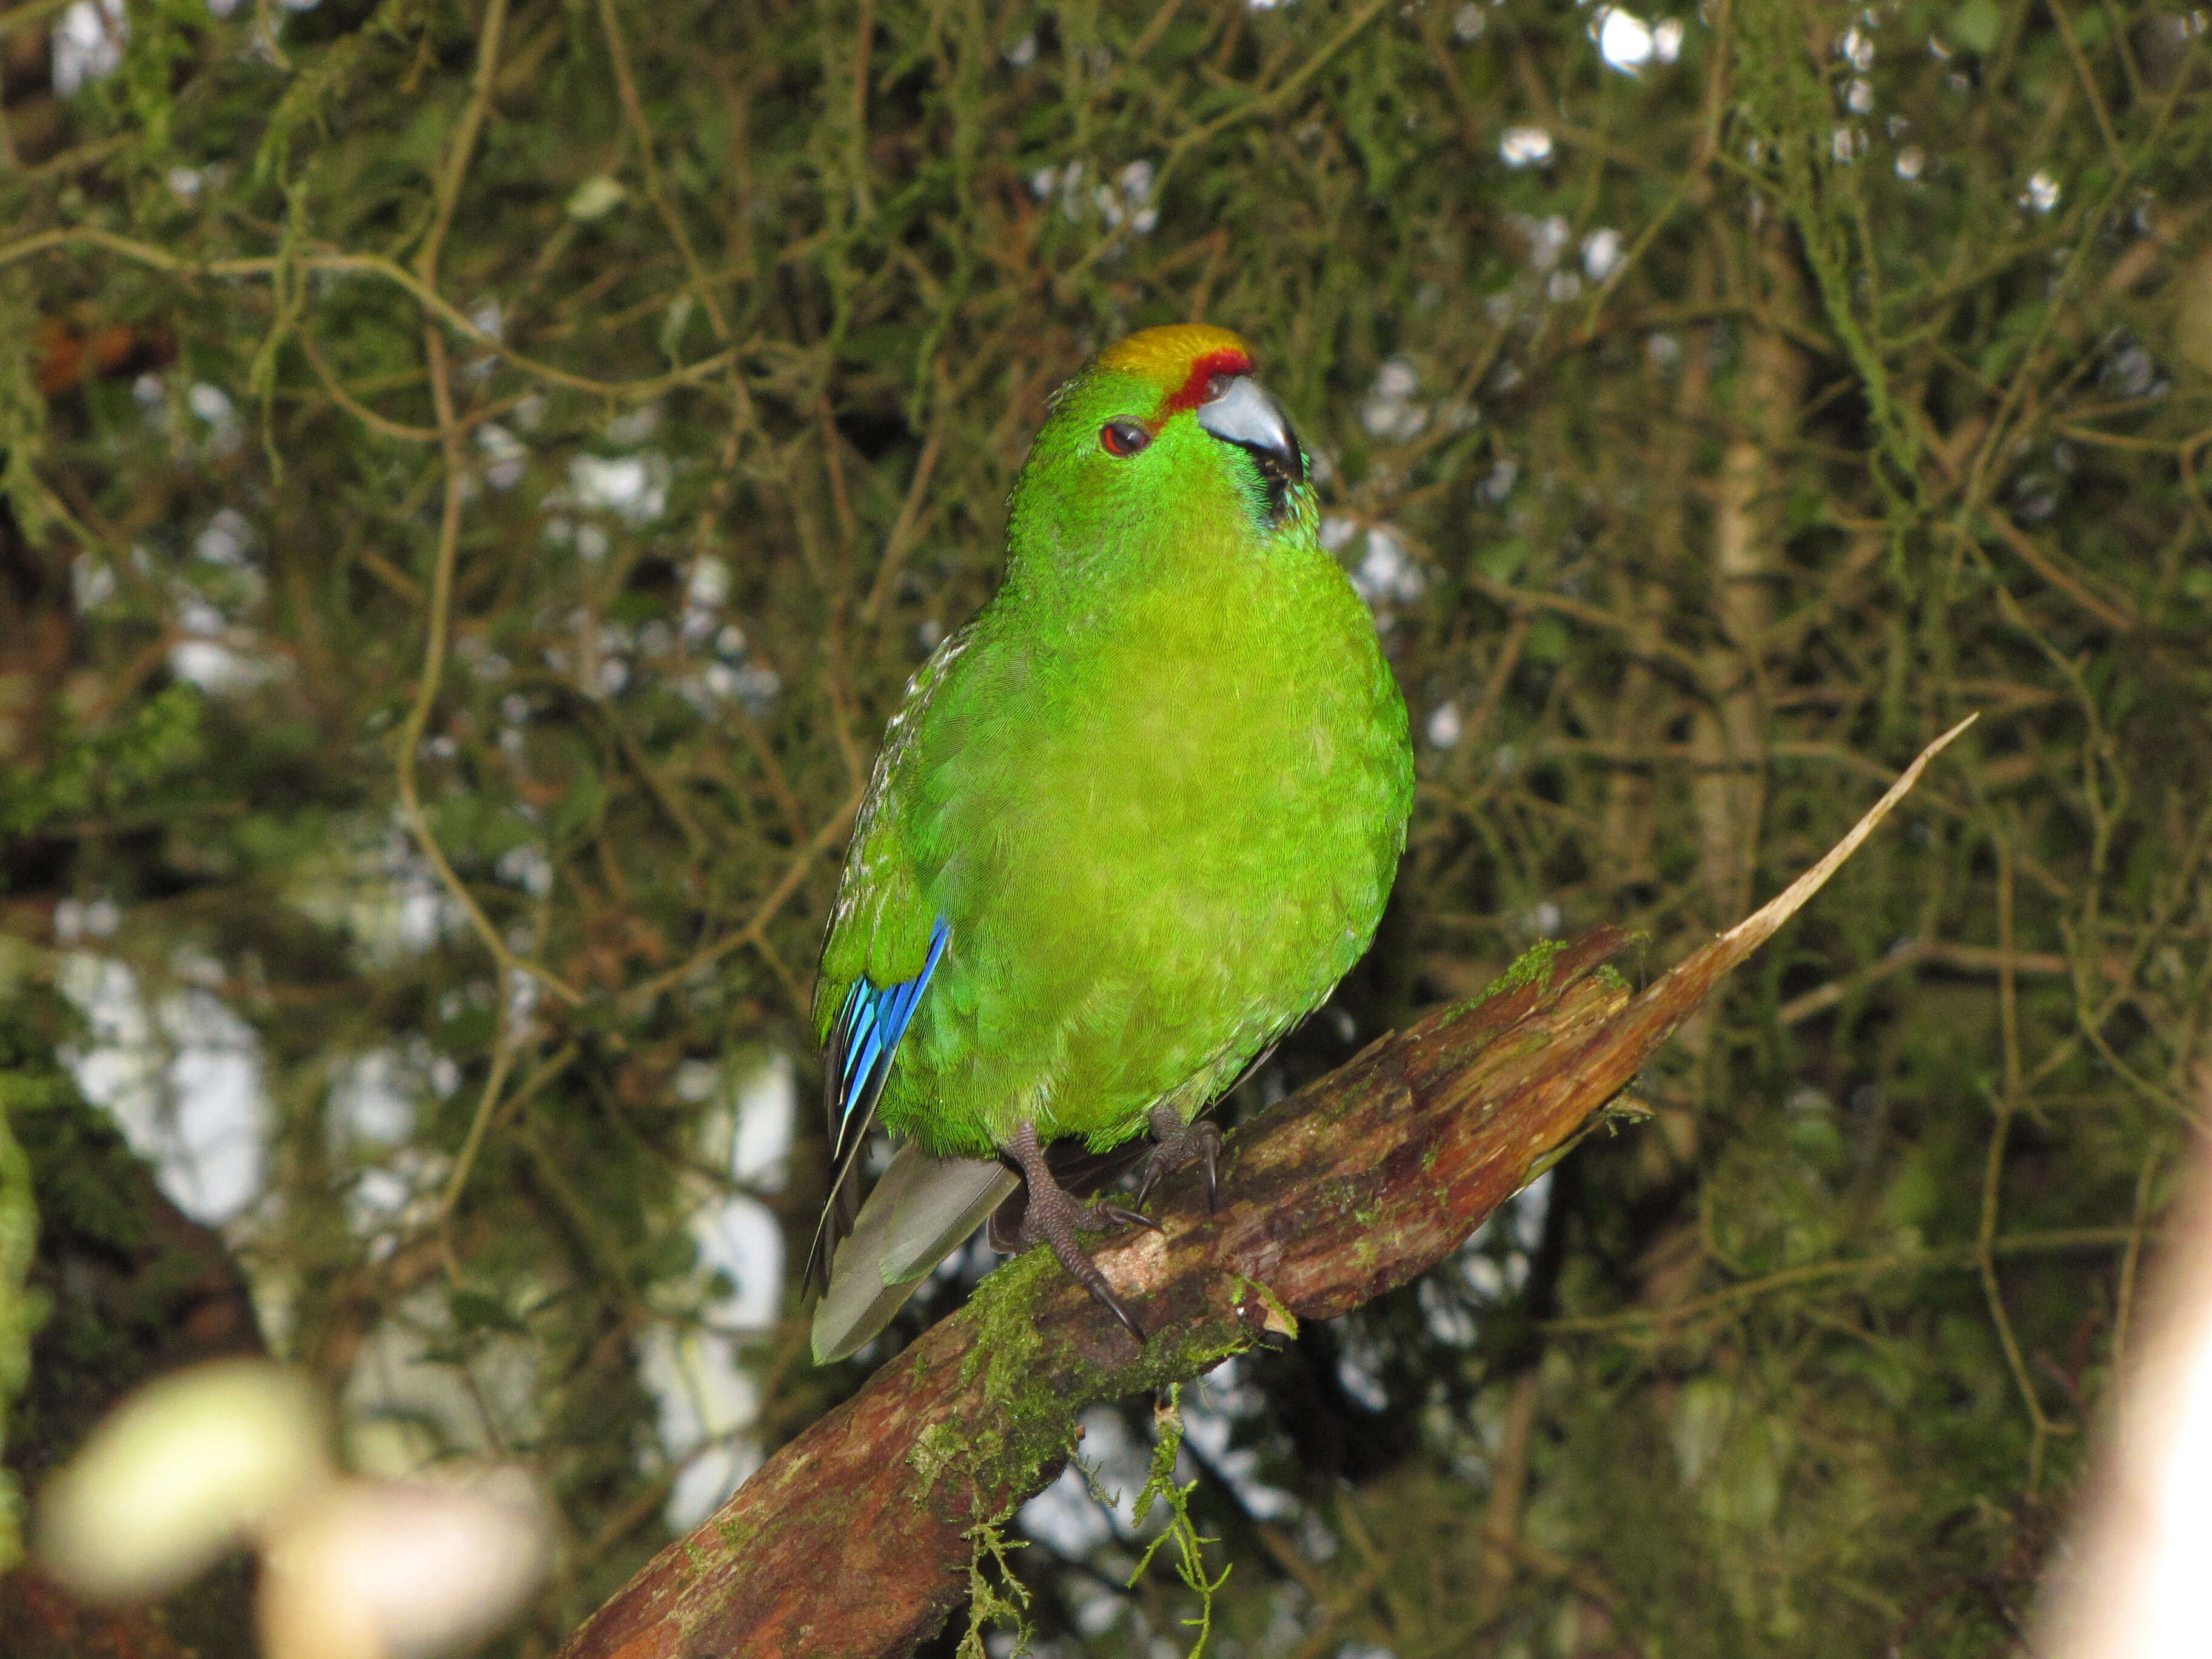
[1195, 375, 1307, 487]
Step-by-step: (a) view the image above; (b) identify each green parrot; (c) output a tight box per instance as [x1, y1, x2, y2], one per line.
[805, 324, 1413, 1362]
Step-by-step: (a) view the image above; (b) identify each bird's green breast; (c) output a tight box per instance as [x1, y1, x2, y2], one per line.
[870, 531, 1412, 1158]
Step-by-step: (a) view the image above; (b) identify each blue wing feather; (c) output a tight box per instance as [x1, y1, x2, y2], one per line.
[805, 919, 951, 1294]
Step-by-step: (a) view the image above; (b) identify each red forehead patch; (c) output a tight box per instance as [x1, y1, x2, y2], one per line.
[1161, 347, 1255, 415]
[1094, 324, 1256, 416]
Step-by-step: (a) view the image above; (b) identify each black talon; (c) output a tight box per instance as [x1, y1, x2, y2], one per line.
[1105, 1296, 1148, 1344]
[1098, 1202, 1165, 1234]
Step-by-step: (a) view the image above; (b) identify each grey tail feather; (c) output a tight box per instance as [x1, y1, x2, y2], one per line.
[811, 1145, 1017, 1364]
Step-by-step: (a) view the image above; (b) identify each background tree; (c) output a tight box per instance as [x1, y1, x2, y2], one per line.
[2, 0, 2208, 1654]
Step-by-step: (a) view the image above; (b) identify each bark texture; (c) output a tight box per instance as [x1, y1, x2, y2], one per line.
[554, 728, 1966, 1659]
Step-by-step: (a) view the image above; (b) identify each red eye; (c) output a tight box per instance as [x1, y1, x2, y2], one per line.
[1101, 420, 1151, 457]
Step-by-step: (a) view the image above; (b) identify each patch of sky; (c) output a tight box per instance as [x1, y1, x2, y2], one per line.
[193, 508, 252, 565]
[1360, 358, 1427, 441]
[630, 1051, 796, 1527]
[331, 1047, 418, 1150]
[495, 843, 554, 899]
[344, 1286, 543, 1477]
[286, 817, 470, 965]
[1334, 1325, 1389, 1412]
[2103, 340, 2158, 400]
[52, 0, 126, 96]
[72, 552, 116, 613]
[1028, 159, 1160, 235]
[58, 950, 268, 1227]
[1523, 214, 1571, 272]
[685, 655, 782, 716]
[1498, 127, 1553, 167]
[636, 1322, 764, 1530]
[187, 381, 244, 458]
[173, 624, 276, 696]
[1418, 1276, 1478, 1346]
[477, 424, 526, 489]
[1349, 526, 1426, 608]
[564, 453, 669, 525]
[1581, 227, 1624, 283]
[1457, 1170, 1551, 1298]
[682, 555, 731, 644]
[455, 634, 511, 682]
[1022, 1405, 1152, 1553]
[1183, 1358, 1298, 1519]
[1595, 8, 1682, 74]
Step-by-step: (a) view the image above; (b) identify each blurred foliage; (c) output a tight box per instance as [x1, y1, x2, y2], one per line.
[2, 0, 2210, 1654]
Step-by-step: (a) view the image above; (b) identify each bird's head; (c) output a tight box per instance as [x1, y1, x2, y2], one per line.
[1007, 325, 1314, 587]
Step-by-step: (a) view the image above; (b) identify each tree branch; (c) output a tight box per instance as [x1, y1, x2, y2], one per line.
[554, 719, 1974, 1659]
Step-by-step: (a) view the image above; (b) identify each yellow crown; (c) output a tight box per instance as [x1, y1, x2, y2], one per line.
[1094, 324, 1253, 383]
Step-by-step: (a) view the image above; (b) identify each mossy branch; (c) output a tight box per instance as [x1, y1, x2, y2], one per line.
[551, 720, 1970, 1659]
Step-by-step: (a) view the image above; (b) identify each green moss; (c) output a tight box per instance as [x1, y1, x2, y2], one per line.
[1228, 1276, 1299, 1341]
[954, 1509, 1033, 1659]
[960, 1248, 1054, 1404]
[911, 1419, 963, 1501]
[0, 683, 205, 840]
[1124, 1386, 1230, 1659]
[1452, 940, 1570, 1018]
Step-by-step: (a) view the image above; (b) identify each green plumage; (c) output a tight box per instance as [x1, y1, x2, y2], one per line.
[809, 325, 1412, 1358]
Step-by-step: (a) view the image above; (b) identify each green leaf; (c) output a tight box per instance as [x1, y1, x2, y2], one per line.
[1525, 612, 1570, 663]
[449, 1289, 529, 1334]
[1951, 0, 2002, 55]
[1476, 537, 1527, 583]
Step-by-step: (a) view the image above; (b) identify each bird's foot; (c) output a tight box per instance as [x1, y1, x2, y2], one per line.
[1002, 1123, 1156, 1342]
[1134, 1104, 1222, 1210]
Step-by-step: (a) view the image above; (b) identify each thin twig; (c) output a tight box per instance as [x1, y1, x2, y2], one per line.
[618, 784, 865, 1014]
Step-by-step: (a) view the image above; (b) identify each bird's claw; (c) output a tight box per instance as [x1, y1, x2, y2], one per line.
[1135, 1110, 1223, 1211]
[1006, 1122, 1151, 1344]
[1096, 1201, 1165, 1234]
[1103, 1293, 1148, 1344]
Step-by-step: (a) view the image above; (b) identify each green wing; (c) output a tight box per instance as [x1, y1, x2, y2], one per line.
[803, 626, 974, 1294]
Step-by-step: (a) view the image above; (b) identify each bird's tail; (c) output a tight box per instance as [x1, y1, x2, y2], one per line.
[810, 1144, 1017, 1364]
